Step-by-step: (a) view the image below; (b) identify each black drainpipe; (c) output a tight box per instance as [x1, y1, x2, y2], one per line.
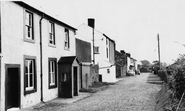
[39, 14, 44, 102]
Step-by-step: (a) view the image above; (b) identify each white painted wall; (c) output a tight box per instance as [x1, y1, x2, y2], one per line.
[42, 18, 76, 102]
[0, 2, 76, 110]
[1, 2, 41, 110]
[127, 57, 131, 71]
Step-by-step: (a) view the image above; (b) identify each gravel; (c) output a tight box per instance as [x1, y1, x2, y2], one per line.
[53, 73, 162, 111]
[21, 73, 161, 111]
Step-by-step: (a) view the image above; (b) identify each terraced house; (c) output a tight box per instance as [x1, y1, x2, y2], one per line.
[76, 19, 116, 83]
[0, 1, 79, 111]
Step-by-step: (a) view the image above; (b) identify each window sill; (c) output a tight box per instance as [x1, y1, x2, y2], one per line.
[24, 89, 37, 95]
[64, 47, 70, 51]
[49, 44, 56, 48]
[49, 84, 57, 89]
[24, 38, 35, 43]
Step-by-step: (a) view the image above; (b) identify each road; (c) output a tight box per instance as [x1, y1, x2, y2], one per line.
[53, 73, 161, 111]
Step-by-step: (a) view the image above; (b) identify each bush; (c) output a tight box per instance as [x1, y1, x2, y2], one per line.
[174, 68, 185, 99]
[167, 67, 185, 100]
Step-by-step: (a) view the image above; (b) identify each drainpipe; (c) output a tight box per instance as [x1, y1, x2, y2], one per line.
[39, 14, 44, 102]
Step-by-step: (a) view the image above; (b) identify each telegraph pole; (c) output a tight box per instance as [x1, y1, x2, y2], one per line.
[157, 34, 161, 69]
[92, 28, 95, 64]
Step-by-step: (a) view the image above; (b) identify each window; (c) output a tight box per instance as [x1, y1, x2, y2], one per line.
[48, 58, 57, 89]
[106, 38, 109, 58]
[94, 46, 100, 54]
[25, 10, 34, 41]
[107, 69, 110, 74]
[64, 28, 70, 49]
[24, 56, 36, 95]
[49, 22, 55, 45]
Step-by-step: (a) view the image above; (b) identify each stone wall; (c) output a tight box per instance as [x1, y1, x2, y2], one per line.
[91, 64, 99, 83]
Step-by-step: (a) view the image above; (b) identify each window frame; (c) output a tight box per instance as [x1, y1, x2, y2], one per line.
[48, 58, 57, 89]
[64, 28, 70, 50]
[24, 10, 35, 43]
[48, 21, 56, 46]
[24, 55, 37, 95]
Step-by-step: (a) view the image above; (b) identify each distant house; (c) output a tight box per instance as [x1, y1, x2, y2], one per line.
[0, 1, 78, 111]
[115, 50, 127, 77]
[76, 19, 117, 83]
[126, 53, 131, 73]
[126, 53, 138, 76]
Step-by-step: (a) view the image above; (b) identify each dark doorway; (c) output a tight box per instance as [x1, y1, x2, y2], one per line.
[58, 56, 79, 98]
[99, 75, 102, 82]
[73, 67, 78, 96]
[5, 65, 20, 110]
[59, 72, 72, 98]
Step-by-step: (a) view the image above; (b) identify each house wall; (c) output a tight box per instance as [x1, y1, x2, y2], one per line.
[0, 2, 76, 110]
[109, 40, 115, 64]
[75, 38, 91, 63]
[76, 24, 93, 62]
[77, 24, 116, 83]
[94, 31, 116, 83]
[81, 64, 92, 88]
[122, 65, 127, 76]
[75, 38, 92, 89]
[127, 57, 131, 72]
[42, 18, 75, 102]
[1, 2, 41, 110]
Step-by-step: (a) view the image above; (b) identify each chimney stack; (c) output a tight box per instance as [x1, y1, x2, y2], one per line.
[120, 50, 125, 54]
[88, 18, 95, 28]
[126, 53, 131, 57]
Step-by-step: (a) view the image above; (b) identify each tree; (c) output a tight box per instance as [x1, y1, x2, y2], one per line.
[151, 60, 167, 70]
[140, 60, 151, 68]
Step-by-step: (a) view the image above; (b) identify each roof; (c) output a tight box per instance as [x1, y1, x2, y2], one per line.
[103, 34, 115, 43]
[77, 24, 115, 43]
[14, 1, 77, 31]
[58, 56, 79, 64]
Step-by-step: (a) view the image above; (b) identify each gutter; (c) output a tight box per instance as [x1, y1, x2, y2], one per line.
[39, 14, 44, 102]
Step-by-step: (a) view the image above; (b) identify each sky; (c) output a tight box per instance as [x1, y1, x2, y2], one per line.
[24, 0, 185, 64]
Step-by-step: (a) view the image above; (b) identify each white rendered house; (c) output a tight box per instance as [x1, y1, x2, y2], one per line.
[0, 1, 77, 111]
[76, 21, 116, 83]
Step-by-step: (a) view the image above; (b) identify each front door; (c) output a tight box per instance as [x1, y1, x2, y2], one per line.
[73, 66, 78, 96]
[59, 72, 72, 98]
[5, 65, 20, 110]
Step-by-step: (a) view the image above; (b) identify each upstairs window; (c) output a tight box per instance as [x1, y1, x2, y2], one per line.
[64, 28, 70, 49]
[25, 11, 34, 41]
[49, 22, 55, 45]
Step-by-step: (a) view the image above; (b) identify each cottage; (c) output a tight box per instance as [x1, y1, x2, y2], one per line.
[0, 1, 77, 111]
[126, 53, 138, 76]
[76, 19, 116, 83]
